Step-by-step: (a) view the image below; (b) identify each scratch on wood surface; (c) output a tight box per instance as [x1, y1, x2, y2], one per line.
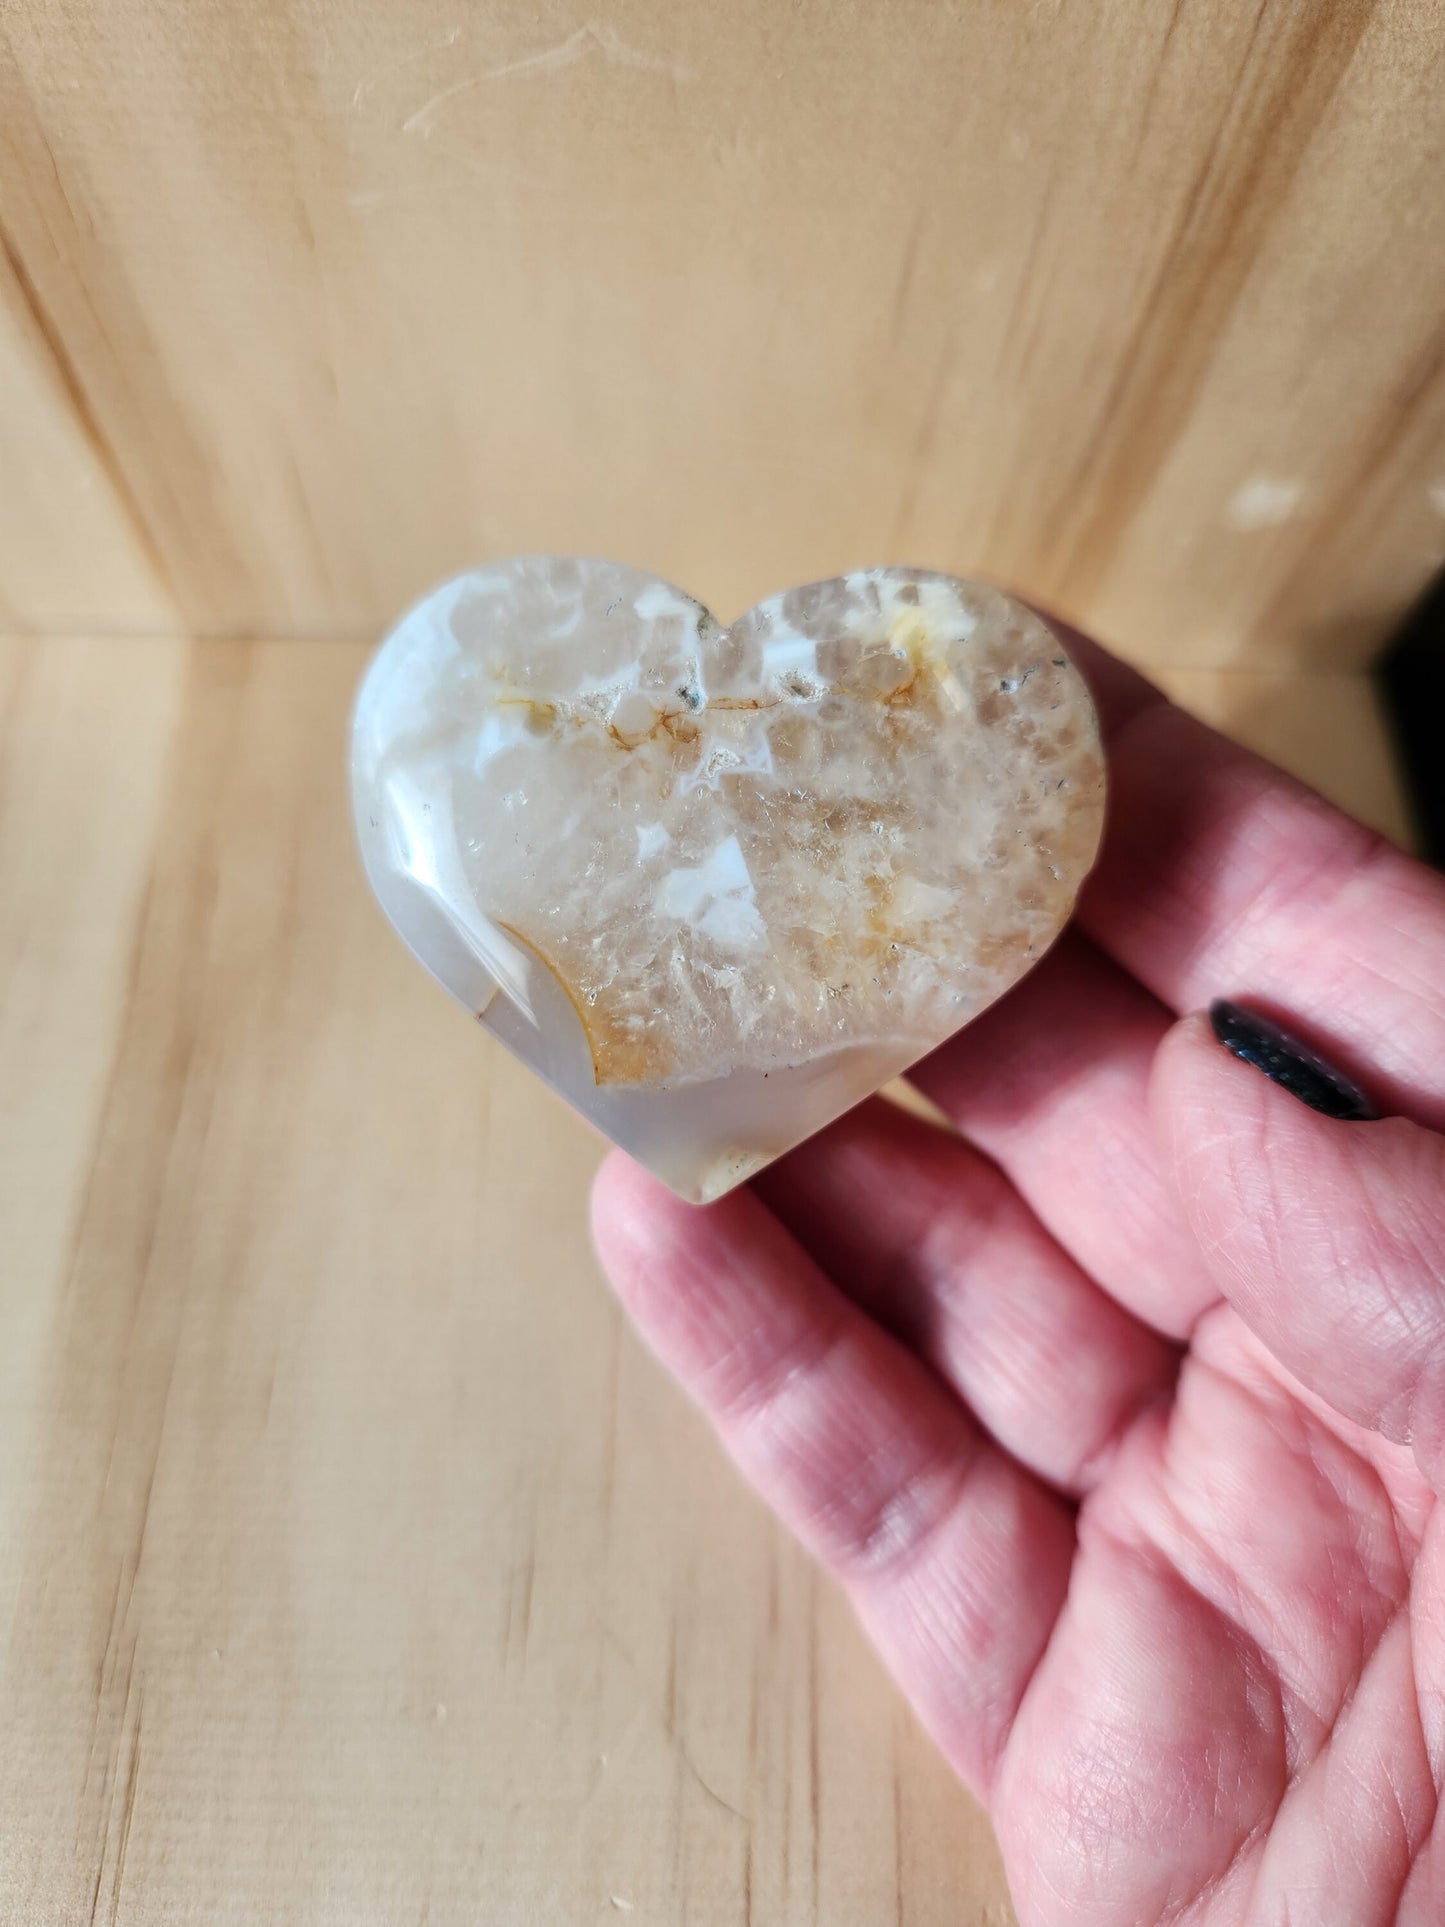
[108, 1701, 143, 1927]
[33, 116, 96, 243]
[996, 132, 1068, 396]
[284, 449, 341, 609]
[517, 1539, 536, 1661]
[402, 21, 692, 133]
[118, 1390, 168, 1596]
[80, 1597, 123, 1821]
[1156, 0, 1192, 66]
[87, 1677, 143, 1926]
[351, 25, 463, 107]
[93, 1565, 128, 1704]
[888, 327, 954, 552]
[887, 205, 927, 348]
[1129, 0, 1198, 169]
[677, 1738, 747, 1824]
[85, 1347, 174, 1806]
[80, 1631, 137, 1849]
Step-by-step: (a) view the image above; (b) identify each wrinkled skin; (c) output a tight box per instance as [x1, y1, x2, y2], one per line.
[592, 635, 1445, 1925]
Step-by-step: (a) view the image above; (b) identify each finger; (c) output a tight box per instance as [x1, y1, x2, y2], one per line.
[1151, 1009, 1445, 1490]
[754, 1097, 1178, 1494]
[591, 1152, 1073, 1794]
[1058, 626, 1445, 1130]
[909, 933, 1218, 1337]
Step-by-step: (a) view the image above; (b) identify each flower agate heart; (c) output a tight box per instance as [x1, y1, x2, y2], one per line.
[352, 561, 1105, 1201]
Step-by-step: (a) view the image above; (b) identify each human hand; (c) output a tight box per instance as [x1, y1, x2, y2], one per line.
[591, 632, 1445, 1925]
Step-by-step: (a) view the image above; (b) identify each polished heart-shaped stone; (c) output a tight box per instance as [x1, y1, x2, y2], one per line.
[352, 561, 1105, 1201]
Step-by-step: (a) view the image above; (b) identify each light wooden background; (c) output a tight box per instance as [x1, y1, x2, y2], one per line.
[3, 0, 1445, 662]
[0, 0, 1437, 1921]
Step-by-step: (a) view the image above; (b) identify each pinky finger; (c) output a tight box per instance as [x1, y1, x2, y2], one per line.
[591, 1152, 1074, 1795]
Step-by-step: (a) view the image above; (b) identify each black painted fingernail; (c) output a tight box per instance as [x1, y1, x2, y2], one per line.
[1209, 1000, 1378, 1121]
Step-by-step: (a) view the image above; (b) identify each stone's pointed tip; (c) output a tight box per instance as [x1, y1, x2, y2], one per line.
[353, 560, 1106, 1194]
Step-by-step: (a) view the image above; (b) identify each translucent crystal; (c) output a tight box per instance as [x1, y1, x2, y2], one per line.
[352, 561, 1105, 1201]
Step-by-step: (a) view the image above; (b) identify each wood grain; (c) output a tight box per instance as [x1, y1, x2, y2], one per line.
[0, 632, 1414, 1923]
[2, 0, 1443, 663]
[0, 248, 175, 635]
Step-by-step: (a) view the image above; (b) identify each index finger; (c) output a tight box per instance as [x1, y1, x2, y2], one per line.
[591, 1153, 1074, 1796]
[1056, 625, 1445, 1131]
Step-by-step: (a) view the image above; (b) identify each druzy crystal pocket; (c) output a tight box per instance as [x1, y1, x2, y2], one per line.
[352, 561, 1105, 1201]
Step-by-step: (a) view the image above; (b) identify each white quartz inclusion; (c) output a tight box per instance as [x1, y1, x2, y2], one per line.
[352, 560, 1105, 1202]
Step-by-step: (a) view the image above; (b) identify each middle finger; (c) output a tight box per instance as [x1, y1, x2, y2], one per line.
[909, 932, 1218, 1339]
[756, 1095, 1179, 1497]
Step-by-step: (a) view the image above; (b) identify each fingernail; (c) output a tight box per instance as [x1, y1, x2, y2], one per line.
[1209, 999, 1378, 1122]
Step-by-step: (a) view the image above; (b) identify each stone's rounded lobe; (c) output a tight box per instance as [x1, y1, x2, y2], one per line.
[352, 561, 1106, 1202]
